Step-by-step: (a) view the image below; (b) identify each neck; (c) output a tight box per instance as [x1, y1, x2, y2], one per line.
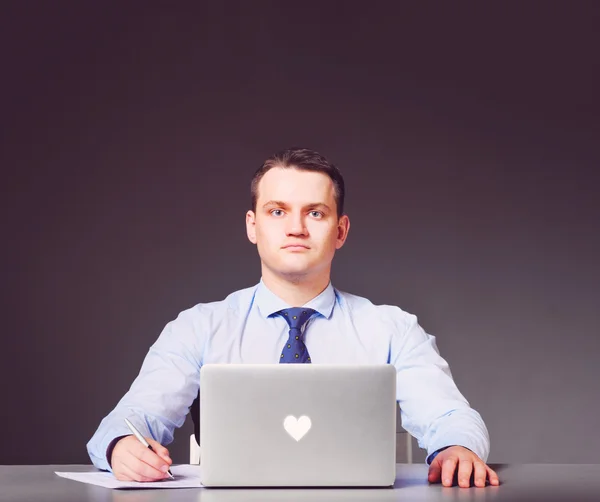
[261, 267, 330, 306]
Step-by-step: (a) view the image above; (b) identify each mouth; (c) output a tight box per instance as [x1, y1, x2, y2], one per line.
[282, 244, 310, 251]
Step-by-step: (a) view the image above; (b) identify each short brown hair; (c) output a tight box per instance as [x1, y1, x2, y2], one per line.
[251, 147, 345, 217]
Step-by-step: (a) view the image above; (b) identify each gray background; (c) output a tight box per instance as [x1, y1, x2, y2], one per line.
[1, 2, 598, 466]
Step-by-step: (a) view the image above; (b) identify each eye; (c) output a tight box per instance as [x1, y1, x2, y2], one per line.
[309, 211, 323, 218]
[270, 209, 284, 217]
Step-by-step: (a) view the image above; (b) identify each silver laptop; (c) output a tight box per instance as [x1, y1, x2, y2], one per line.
[199, 364, 397, 487]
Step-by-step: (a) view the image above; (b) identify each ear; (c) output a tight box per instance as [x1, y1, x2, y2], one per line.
[335, 214, 350, 250]
[246, 210, 257, 244]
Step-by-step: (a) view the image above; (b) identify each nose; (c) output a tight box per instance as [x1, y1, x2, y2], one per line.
[286, 212, 307, 236]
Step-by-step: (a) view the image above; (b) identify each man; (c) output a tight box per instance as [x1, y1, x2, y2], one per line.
[87, 147, 500, 488]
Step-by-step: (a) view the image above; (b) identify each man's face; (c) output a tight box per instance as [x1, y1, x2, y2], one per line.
[246, 167, 350, 280]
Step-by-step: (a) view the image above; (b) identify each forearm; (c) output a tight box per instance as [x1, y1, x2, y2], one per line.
[421, 407, 490, 464]
[87, 313, 203, 471]
[86, 398, 183, 471]
[391, 313, 490, 464]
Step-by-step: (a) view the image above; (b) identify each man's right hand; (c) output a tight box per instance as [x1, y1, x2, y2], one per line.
[110, 435, 173, 482]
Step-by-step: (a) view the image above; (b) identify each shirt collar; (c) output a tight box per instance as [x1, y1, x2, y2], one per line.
[254, 278, 336, 319]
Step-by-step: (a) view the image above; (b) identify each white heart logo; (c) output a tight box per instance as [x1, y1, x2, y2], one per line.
[283, 415, 312, 441]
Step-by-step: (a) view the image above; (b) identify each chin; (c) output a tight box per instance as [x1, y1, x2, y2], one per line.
[279, 266, 312, 277]
[275, 261, 315, 278]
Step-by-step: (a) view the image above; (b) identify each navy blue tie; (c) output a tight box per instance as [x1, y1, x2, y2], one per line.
[277, 307, 316, 363]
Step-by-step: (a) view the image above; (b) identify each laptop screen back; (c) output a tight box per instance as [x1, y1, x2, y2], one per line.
[200, 364, 397, 487]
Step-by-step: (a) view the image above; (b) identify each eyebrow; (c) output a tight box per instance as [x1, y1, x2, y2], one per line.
[262, 200, 332, 212]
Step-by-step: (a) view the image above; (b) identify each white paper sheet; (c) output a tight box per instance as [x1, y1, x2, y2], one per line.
[55, 464, 204, 489]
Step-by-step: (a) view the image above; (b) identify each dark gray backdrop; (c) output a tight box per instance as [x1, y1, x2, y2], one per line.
[1, 2, 599, 466]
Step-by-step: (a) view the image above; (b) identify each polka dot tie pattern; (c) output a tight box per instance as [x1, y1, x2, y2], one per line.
[276, 307, 316, 363]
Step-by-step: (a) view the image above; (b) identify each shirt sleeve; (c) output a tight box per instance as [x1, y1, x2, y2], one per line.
[86, 307, 205, 471]
[388, 309, 490, 463]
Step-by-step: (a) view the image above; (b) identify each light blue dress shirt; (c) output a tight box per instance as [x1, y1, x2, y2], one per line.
[87, 280, 490, 471]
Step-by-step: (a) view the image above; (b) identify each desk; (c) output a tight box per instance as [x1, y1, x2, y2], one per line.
[1, 464, 599, 502]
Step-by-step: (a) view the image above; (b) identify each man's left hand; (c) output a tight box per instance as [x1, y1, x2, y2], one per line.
[427, 446, 499, 488]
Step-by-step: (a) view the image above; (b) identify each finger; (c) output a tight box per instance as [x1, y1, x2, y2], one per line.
[124, 443, 169, 481]
[441, 456, 458, 487]
[457, 458, 474, 488]
[112, 460, 133, 482]
[428, 458, 442, 484]
[487, 466, 500, 486]
[130, 439, 171, 472]
[123, 454, 169, 482]
[114, 459, 152, 482]
[473, 461, 487, 488]
[147, 438, 172, 464]
[134, 447, 171, 480]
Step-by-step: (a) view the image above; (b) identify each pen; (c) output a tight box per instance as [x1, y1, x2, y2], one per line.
[124, 418, 174, 479]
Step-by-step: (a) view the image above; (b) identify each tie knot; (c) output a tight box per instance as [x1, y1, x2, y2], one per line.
[277, 307, 316, 330]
